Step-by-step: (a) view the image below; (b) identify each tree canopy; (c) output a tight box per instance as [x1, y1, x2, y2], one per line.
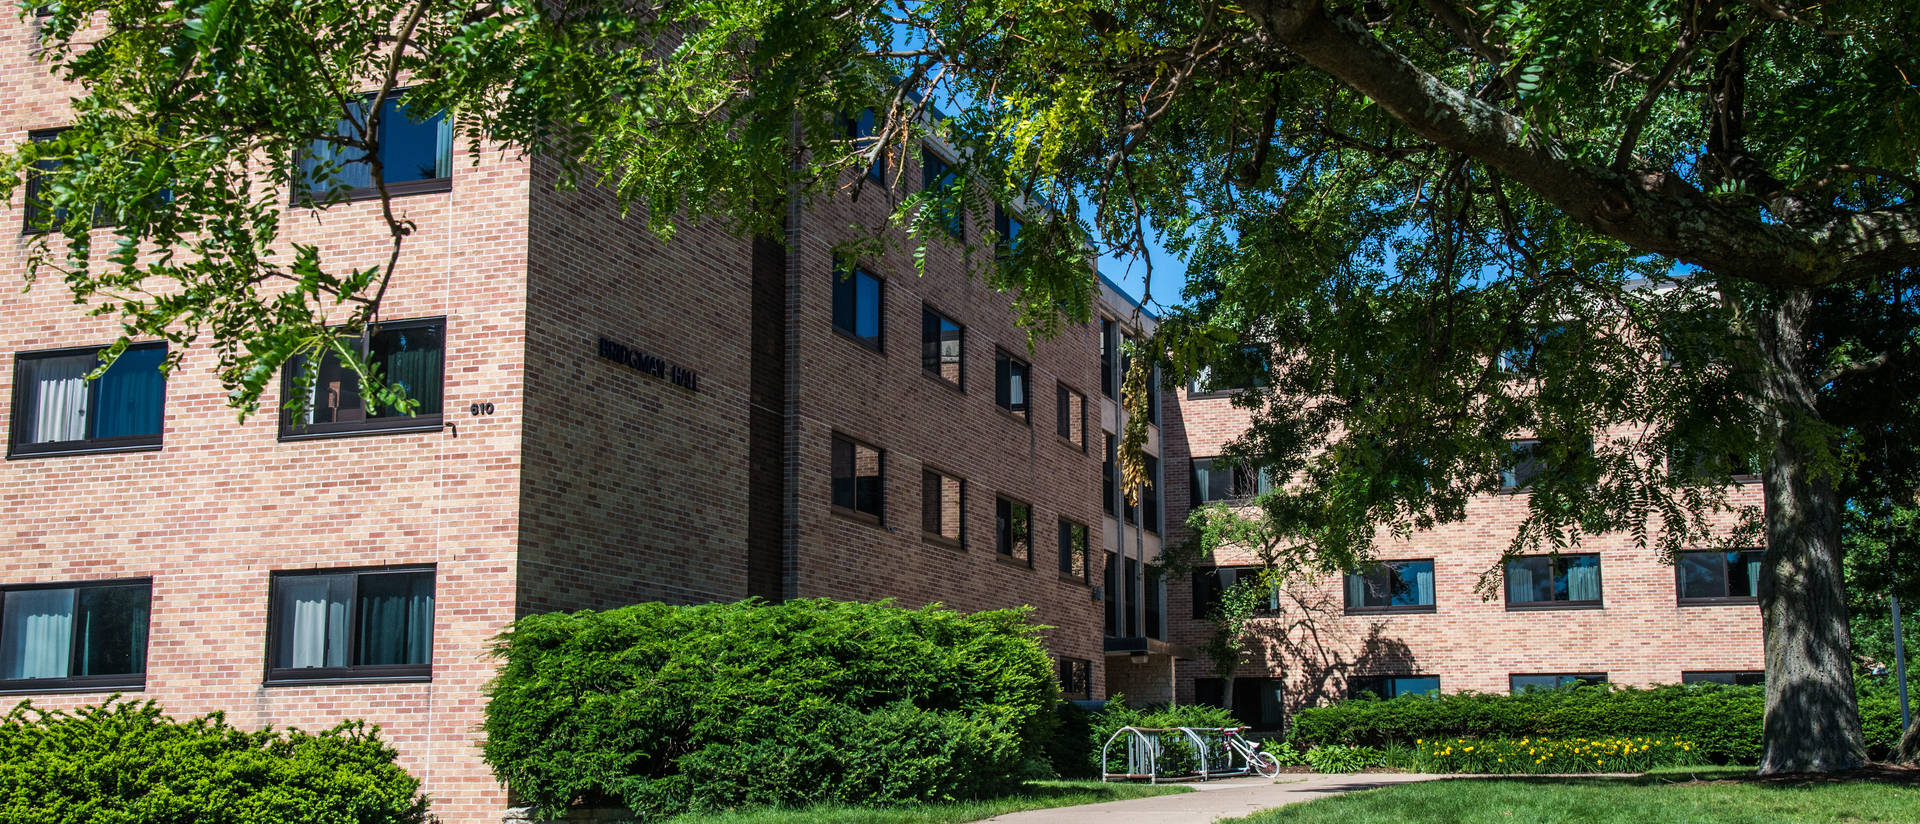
[11, 0, 1918, 773]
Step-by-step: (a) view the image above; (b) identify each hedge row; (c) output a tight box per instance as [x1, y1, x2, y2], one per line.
[0, 700, 428, 824]
[1292, 680, 1910, 764]
[481, 598, 1057, 820]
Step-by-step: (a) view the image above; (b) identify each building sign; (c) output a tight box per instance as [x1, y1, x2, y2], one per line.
[598, 336, 698, 393]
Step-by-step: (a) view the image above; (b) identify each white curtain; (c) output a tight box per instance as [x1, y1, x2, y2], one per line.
[434, 116, 453, 179]
[1507, 562, 1535, 603]
[1345, 572, 1366, 607]
[1, 589, 74, 680]
[1744, 554, 1762, 598]
[28, 356, 90, 444]
[1413, 567, 1435, 605]
[1567, 562, 1602, 602]
[279, 577, 347, 668]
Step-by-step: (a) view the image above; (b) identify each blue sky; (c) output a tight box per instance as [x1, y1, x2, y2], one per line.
[1095, 229, 1189, 312]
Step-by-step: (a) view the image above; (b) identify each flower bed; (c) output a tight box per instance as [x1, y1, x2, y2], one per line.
[1411, 737, 1704, 774]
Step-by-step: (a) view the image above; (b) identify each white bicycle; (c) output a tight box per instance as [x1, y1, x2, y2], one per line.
[1221, 725, 1283, 778]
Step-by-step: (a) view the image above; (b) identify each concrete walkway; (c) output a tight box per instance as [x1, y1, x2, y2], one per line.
[979, 774, 1445, 824]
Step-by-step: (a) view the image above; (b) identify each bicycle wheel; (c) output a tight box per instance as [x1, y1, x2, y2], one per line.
[1251, 750, 1282, 778]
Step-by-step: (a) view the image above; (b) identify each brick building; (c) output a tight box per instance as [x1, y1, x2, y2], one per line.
[0, 14, 1761, 821]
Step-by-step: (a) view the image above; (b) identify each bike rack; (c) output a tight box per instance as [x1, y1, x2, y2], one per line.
[1101, 726, 1261, 783]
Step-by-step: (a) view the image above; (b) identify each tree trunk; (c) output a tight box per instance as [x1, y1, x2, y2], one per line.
[1900, 718, 1920, 763]
[1752, 290, 1868, 774]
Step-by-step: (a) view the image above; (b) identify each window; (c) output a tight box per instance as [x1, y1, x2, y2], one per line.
[1499, 324, 1575, 375]
[11, 342, 166, 457]
[1192, 567, 1280, 619]
[299, 92, 451, 202]
[995, 207, 1024, 260]
[1195, 677, 1286, 729]
[921, 148, 963, 238]
[1103, 435, 1117, 517]
[1349, 675, 1440, 699]
[280, 318, 444, 439]
[994, 350, 1030, 421]
[921, 306, 963, 387]
[1144, 566, 1164, 640]
[1057, 519, 1089, 582]
[1505, 553, 1603, 608]
[1677, 549, 1763, 603]
[1056, 383, 1086, 450]
[1509, 673, 1607, 692]
[266, 567, 434, 683]
[1187, 349, 1270, 398]
[921, 468, 964, 546]
[1100, 319, 1118, 398]
[1669, 445, 1761, 484]
[1147, 361, 1161, 424]
[0, 580, 149, 691]
[1683, 671, 1764, 686]
[1344, 560, 1437, 613]
[847, 109, 887, 183]
[832, 434, 884, 521]
[22, 128, 111, 232]
[1141, 455, 1161, 534]
[1191, 458, 1270, 505]
[832, 265, 884, 351]
[1124, 558, 1139, 636]
[995, 496, 1031, 565]
[1501, 439, 1545, 490]
[1057, 657, 1093, 700]
[1103, 553, 1118, 635]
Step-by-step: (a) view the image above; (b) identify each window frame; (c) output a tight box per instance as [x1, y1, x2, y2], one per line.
[1675, 548, 1764, 605]
[920, 465, 965, 549]
[995, 494, 1033, 567]
[994, 348, 1031, 423]
[263, 565, 436, 686]
[1682, 670, 1764, 686]
[295, 90, 453, 205]
[831, 432, 886, 524]
[1343, 559, 1438, 615]
[0, 577, 152, 694]
[920, 304, 964, 390]
[1504, 552, 1604, 610]
[1057, 517, 1090, 584]
[1055, 381, 1087, 451]
[1103, 434, 1118, 517]
[831, 264, 886, 353]
[994, 206, 1024, 261]
[1508, 672, 1608, 693]
[1057, 657, 1093, 700]
[1191, 566, 1280, 619]
[1347, 674, 1441, 700]
[1190, 457, 1270, 505]
[847, 109, 888, 185]
[1141, 454, 1161, 534]
[9, 341, 169, 458]
[920, 146, 964, 239]
[1100, 319, 1118, 399]
[277, 317, 447, 441]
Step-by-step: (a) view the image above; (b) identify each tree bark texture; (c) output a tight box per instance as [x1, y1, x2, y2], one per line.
[1754, 290, 1868, 774]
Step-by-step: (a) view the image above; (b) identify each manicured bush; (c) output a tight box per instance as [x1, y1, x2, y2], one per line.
[0, 699, 429, 824]
[1293, 682, 1906, 765]
[1410, 736, 1704, 774]
[482, 598, 1057, 820]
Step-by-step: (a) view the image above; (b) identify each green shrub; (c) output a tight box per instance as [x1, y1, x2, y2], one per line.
[1304, 744, 1381, 773]
[1045, 700, 1099, 779]
[1293, 681, 1905, 765]
[482, 598, 1057, 820]
[0, 699, 428, 824]
[1263, 739, 1307, 767]
[1088, 698, 1236, 777]
[1410, 736, 1705, 773]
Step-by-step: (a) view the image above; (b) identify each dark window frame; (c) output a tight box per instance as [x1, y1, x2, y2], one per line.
[0, 577, 151, 694]
[995, 494, 1033, 567]
[1100, 319, 1118, 399]
[1191, 566, 1280, 619]
[1343, 559, 1438, 615]
[1190, 457, 1270, 506]
[264, 565, 435, 685]
[1194, 676, 1288, 729]
[1057, 657, 1093, 700]
[1682, 670, 1764, 686]
[295, 89, 453, 206]
[920, 147, 964, 239]
[831, 264, 886, 353]
[1667, 445, 1762, 485]
[1141, 454, 1161, 534]
[1347, 674, 1441, 700]
[9, 341, 169, 458]
[831, 432, 886, 524]
[1675, 548, 1764, 605]
[994, 348, 1031, 423]
[1057, 517, 1090, 584]
[1056, 381, 1087, 451]
[277, 317, 446, 441]
[1103, 434, 1118, 517]
[1508, 672, 1608, 693]
[994, 206, 1024, 261]
[847, 109, 888, 185]
[920, 465, 965, 549]
[1504, 552, 1604, 610]
[920, 304, 964, 390]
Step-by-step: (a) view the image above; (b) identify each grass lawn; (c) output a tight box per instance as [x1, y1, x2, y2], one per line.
[1232, 767, 1920, 824]
[663, 780, 1191, 824]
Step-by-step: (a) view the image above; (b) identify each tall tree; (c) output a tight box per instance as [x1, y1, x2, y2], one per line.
[12, 0, 1918, 771]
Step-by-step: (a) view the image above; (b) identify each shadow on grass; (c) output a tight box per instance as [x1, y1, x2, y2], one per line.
[1441, 763, 1918, 790]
